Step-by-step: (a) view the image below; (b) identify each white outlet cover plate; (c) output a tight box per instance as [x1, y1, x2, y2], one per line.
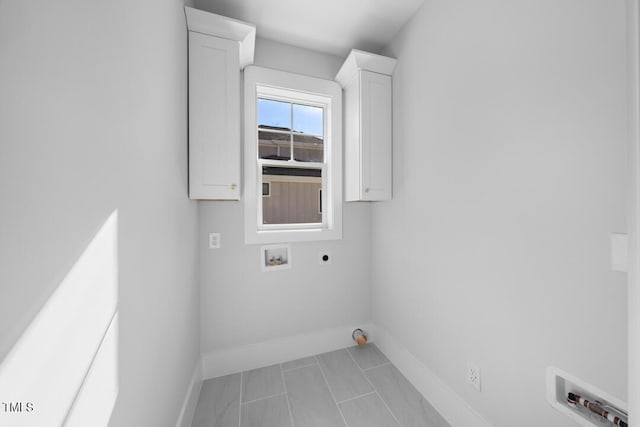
[209, 233, 221, 249]
[466, 362, 481, 391]
[610, 233, 628, 272]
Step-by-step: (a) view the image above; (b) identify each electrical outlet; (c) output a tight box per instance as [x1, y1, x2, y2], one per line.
[467, 362, 481, 391]
[208, 233, 220, 249]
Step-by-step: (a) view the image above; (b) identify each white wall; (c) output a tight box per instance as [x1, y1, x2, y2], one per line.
[627, 1, 640, 424]
[374, 1, 629, 426]
[253, 38, 345, 80]
[107, 2, 200, 424]
[0, 0, 199, 426]
[199, 38, 372, 360]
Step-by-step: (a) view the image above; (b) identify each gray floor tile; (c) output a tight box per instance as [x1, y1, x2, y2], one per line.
[317, 349, 373, 402]
[338, 392, 400, 427]
[241, 394, 292, 427]
[347, 344, 390, 370]
[242, 364, 285, 403]
[283, 365, 346, 427]
[282, 355, 318, 372]
[194, 347, 451, 427]
[192, 373, 240, 427]
[365, 364, 451, 427]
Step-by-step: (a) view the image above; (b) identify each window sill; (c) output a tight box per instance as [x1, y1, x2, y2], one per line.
[245, 226, 342, 245]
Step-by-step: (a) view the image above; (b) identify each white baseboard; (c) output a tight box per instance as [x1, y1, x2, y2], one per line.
[374, 325, 492, 427]
[202, 323, 374, 379]
[175, 358, 203, 427]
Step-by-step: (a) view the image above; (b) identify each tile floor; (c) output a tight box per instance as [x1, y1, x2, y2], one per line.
[191, 344, 451, 427]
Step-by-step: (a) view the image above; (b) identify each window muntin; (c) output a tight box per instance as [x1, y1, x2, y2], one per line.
[257, 98, 324, 163]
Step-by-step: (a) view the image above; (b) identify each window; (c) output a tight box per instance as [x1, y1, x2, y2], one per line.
[244, 66, 342, 244]
[258, 99, 323, 225]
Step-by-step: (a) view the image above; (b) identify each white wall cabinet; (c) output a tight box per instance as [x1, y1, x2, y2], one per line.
[185, 7, 255, 200]
[336, 50, 397, 201]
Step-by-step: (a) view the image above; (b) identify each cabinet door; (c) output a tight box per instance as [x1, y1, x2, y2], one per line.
[189, 32, 240, 200]
[360, 70, 392, 201]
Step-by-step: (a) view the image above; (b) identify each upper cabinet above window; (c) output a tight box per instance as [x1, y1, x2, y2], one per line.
[185, 7, 255, 200]
[336, 50, 397, 202]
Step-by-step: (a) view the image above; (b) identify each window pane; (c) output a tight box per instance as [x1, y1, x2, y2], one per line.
[293, 134, 323, 162]
[262, 166, 322, 225]
[258, 99, 291, 130]
[258, 130, 291, 160]
[293, 104, 323, 136]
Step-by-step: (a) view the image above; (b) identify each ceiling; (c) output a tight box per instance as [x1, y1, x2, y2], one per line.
[194, 0, 425, 58]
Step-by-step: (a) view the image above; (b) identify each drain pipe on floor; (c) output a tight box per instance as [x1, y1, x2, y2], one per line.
[352, 328, 368, 346]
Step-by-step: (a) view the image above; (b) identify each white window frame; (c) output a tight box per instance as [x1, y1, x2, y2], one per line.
[244, 66, 342, 244]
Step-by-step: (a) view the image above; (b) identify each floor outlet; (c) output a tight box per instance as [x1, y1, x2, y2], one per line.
[467, 362, 481, 391]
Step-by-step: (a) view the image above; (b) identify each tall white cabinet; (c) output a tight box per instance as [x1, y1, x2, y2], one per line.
[185, 7, 255, 200]
[336, 50, 397, 202]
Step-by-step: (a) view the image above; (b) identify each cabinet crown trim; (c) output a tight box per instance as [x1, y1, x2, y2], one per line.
[335, 49, 397, 87]
[185, 7, 256, 69]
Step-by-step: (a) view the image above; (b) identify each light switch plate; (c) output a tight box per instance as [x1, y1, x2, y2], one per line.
[209, 233, 221, 249]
